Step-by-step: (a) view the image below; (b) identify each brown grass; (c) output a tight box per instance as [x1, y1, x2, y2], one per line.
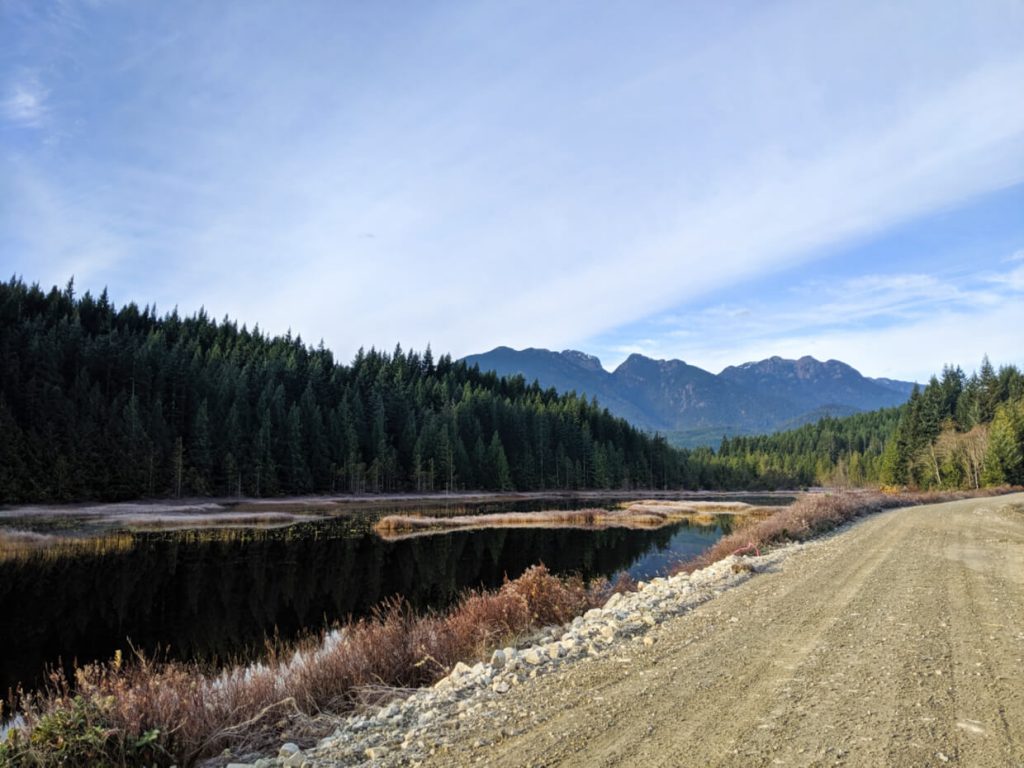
[373, 501, 766, 540]
[0, 529, 138, 563]
[0, 565, 608, 767]
[670, 487, 1015, 575]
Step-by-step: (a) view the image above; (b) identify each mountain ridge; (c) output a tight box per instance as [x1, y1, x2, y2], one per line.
[462, 347, 916, 447]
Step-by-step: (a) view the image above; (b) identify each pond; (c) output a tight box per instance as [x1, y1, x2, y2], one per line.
[0, 493, 791, 699]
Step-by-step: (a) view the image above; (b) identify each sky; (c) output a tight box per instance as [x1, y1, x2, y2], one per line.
[2, 0, 1022, 383]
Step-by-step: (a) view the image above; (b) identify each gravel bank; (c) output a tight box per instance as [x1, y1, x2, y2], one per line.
[227, 543, 797, 768]
[232, 493, 1024, 768]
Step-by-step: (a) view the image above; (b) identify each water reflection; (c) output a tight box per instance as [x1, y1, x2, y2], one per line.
[0, 497, 782, 697]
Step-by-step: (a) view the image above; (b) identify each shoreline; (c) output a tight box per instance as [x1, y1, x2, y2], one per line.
[1, 488, 1014, 766]
[240, 489, 1023, 767]
[0, 489, 801, 520]
[230, 543, 800, 767]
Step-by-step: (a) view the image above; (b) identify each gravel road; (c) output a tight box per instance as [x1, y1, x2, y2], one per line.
[417, 493, 1024, 768]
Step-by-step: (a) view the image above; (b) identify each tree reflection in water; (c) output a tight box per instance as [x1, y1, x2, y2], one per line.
[0, 508, 738, 696]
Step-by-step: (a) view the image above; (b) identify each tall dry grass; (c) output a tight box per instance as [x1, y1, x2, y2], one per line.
[671, 487, 1013, 574]
[0, 565, 607, 767]
[373, 501, 760, 539]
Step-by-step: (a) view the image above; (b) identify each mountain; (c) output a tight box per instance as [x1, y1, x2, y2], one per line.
[718, 356, 911, 412]
[462, 347, 916, 446]
[870, 377, 918, 397]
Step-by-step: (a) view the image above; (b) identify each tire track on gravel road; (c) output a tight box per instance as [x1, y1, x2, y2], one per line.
[418, 494, 1024, 768]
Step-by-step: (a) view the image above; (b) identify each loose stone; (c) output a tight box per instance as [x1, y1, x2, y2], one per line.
[243, 545, 793, 768]
[278, 743, 300, 759]
[523, 648, 545, 666]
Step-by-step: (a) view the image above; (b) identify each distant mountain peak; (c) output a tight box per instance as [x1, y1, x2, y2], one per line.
[615, 352, 694, 371]
[726, 355, 855, 378]
[462, 346, 915, 447]
[560, 349, 605, 372]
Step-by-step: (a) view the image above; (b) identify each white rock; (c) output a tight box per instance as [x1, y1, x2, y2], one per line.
[433, 676, 454, 691]
[490, 649, 506, 669]
[523, 648, 545, 665]
[279, 743, 301, 759]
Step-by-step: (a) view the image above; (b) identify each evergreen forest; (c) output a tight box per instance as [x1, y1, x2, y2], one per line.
[1, 277, 1021, 503]
[716, 359, 1024, 489]
[0, 278, 685, 502]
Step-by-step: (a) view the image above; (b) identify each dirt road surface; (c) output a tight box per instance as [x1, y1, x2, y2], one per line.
[421, 494, 1024, 768]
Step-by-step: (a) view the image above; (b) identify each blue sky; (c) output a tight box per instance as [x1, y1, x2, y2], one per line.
[2, 0, 1022, 382]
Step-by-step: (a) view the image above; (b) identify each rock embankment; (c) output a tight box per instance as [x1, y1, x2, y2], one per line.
[230, 545, 793, 768]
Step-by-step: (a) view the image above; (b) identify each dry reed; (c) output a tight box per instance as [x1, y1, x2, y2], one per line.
[373, 501, 762, 539]
[0, 565, 607, 767]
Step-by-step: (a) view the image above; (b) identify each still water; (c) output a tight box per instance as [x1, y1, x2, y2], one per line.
[0, 495, 788, 697]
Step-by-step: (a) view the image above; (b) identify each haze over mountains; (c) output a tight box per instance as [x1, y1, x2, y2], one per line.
[462, 347, 916, 447]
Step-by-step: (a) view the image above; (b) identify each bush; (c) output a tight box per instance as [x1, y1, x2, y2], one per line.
[0, 681, 164, 767]
[1, 565, 607, 767]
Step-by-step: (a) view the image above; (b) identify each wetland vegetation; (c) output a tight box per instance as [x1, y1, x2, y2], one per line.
[0, 494, 781, 704]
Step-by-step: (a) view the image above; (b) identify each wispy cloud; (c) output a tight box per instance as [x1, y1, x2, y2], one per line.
[2, 75, 48, 127]
[595, 262, 1024, 379]
[1, 0, 1022, 380]
[998, 265, 1024, 292]
[491, 56, 1024, 352]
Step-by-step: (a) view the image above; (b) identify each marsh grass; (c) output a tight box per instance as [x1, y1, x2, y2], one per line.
[374, 500, 766, 539]
[0, 529, 137, 563]
[0, 565, 607, 767]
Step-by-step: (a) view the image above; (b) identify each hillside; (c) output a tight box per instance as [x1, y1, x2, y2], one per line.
[463, 347, 914, 446]
[2, 279, 1018, 502]
[0, 279, 687, 503]
[718, 359, 1024, 489]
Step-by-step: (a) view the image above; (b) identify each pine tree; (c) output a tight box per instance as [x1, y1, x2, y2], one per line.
[983, 400, 1024, 485]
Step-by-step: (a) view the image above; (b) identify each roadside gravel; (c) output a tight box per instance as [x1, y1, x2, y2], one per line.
[247, 493, 1024, 768]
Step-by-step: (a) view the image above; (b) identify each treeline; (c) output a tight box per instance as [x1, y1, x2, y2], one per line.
[717, 360, 1024, 489]
[716, 407, 902, 488]
[879, 360, 1024, 488]
[2, 277, 1020, 502]
[0, 278, 690, 503]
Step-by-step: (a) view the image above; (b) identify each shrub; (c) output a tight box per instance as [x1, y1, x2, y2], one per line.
[1, 565, 607, 767]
